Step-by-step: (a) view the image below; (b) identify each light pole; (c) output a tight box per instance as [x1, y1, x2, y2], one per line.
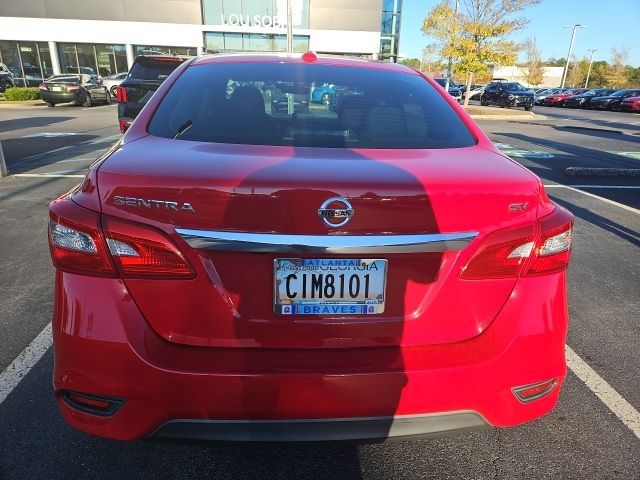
[584, 48, 598, 88]
[560, 24, 587, 88]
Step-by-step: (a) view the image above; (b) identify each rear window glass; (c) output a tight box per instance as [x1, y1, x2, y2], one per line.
[148, 63, 476, 149]
[128, 58, 183, 81]
[47, 76, 80, 83]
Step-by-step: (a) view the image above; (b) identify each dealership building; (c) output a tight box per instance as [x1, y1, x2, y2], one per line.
[0, 0, 402, 86]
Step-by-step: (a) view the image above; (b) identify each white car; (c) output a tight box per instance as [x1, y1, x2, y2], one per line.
[101, 72, 128, 96]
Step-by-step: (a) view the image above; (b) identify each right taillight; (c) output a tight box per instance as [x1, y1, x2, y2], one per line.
[115, 85, 127, 103]
[460, 205, 573, 279]
[49, 197, 195, 280]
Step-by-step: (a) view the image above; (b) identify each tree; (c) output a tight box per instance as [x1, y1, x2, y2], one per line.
[523, 37, 544, 86]
[422, 0, 542, 106]
[606, 47, 629, 88]
[400, 58, 421, 70]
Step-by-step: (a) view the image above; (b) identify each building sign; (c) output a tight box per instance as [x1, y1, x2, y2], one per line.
[216, 0, 305, 27]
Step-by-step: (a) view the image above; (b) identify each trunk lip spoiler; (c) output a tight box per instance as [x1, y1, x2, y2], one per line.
[175, 229, 478, 254]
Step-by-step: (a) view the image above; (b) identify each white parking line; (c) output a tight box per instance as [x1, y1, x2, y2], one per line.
[544, 184, 640, 215]
[566, 345, 640, 439]
[81, 104, 116, 111]
[0, 323, 52, 406]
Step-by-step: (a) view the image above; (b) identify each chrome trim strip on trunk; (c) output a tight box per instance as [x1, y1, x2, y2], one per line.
[175, 229, 478, 254]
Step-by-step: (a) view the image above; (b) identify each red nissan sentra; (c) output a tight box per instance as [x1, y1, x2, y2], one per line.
[48, 53, 573, 442]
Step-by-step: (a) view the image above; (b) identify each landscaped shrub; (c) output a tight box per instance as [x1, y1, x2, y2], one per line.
[3, 87, 41, 101]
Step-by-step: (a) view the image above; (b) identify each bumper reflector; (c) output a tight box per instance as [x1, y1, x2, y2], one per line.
[62, 391, 124, 416]
[512, 379, 557, 403]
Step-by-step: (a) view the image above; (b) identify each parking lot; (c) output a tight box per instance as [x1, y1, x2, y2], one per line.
[0, 103, 638, 479]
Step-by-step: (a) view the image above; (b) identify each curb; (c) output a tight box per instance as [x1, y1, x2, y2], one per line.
[566, 167, 640, 177]
[0, 101, 45, 108]
[470, 114, 546, 121]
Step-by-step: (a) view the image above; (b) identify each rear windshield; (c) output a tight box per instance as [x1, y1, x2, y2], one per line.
[128, 58, 183, 81]
[148, 63, 476, 149]
[47, 76, 80, 83]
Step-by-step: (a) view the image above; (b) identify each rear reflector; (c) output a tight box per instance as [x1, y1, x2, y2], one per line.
[460, 205, 573, 279]
[62, 391, 124, 416]
[512, 379, 557, 403]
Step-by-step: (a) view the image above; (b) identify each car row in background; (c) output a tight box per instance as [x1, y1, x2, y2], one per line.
[38, 74, 111, 107]
[533, 87, 640, 111]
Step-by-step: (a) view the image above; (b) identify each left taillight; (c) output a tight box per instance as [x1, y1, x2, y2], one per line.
[38, 83, 47, 91]
[49, 198, 195, 279]
[49, 198, 115, 277]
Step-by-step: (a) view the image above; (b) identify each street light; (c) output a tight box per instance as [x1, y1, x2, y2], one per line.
[584, 49, 598, 88]
[560, 24, 587, 88]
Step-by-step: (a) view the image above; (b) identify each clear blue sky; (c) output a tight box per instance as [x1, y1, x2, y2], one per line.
[399, 0, 640, 66]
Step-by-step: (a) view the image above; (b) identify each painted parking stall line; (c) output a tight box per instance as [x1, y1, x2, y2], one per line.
[0, 323, 52, 406]
[566, 345, 640, 439]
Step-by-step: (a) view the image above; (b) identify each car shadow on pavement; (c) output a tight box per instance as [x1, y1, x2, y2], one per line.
[550, 195, 639, 247]
[539, 110, 640, 135]
[0, 116, 75, 133]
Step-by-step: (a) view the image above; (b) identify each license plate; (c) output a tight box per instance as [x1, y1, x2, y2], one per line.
[274, 258, 387, 315]
[51, 86, 62, 92]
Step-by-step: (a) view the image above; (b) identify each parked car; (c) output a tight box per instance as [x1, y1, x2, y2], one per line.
[433, 78, 463, 102]
[38, 74, 110, 107]
[590, 89, 640, 111]
[47, 53, 573, 443]
[542, 88, 588, 107]
[102, 72, 128, 97]
[481, 81, 534, 110]
[534, 88, 563, 105]
[0, 63, 14, 93]
[271, 89, 309, 113]
[116, 55, 189, 133]
[619, 96, 640, 112]
[562, 89, 616, 109]
[311, 83, 335, 105]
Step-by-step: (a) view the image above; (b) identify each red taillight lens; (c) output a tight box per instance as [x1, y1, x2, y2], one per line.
[526, 206, 573, 276]
[460, 224, 535, 279]
[68, 83, 79, 91]
[460, 205, 573, 280]
[103, 216, 195, 279]
[115, 86, 127, 103]
[49, 199, 115, 277]
[38, 83, 47, 90]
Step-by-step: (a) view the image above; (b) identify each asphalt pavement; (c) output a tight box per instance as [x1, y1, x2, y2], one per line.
[0, 102, 638, 479]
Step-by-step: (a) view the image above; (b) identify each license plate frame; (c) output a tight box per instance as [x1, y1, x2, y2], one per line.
[51, 86, 63, 92]
[274, 258, 387, 315]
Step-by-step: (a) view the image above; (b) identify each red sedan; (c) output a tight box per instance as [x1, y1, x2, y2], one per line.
[543, 88, 588, 106]
[620, 96, 640, 112]
[48, 53, 573, 442]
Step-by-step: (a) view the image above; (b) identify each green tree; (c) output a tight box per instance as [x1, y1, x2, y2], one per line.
[523, 37, 544, 86]
[400, 58, 422, 70]
[606, 47, 629, 88]
[422, 0, 542, 106]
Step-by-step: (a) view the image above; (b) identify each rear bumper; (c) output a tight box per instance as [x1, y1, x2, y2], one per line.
[152, 411, 488, 442]
[52, 272, 569, 442]
[39, 91, 77, 104]
[620, 103, 640, 112]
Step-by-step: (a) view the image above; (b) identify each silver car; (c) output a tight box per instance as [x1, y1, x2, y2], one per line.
[101, 72, 128, 96]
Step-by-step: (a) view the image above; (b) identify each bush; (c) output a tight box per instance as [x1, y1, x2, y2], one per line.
[3, 87, 41, 101]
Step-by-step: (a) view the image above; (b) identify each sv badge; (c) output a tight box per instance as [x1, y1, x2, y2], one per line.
[509, 202, 529, 212]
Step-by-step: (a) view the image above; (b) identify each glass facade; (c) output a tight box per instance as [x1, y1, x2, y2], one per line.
[203, 0, 309, 28]
[0, 41, 53, 86]
[205, 32, 309, 53]
[380, 0, 402, 62]
[133, 45, 198, 57]
[57, 43, 127, 77]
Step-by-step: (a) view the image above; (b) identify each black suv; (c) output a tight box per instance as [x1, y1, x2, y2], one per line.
[481, 82, 534, 110]
[116, 55, 189, 132]
[0, 63, 14, 93]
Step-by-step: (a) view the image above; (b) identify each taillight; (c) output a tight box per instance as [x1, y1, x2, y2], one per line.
[460, 205, 573, 279]
[68, 83, 79, 91]
[103, 216, 195, 279]
[49, 199, 115, 277]
[38, 83, 47, 90]
[49, 198, 195, 279]
[115, 86, 127, 103]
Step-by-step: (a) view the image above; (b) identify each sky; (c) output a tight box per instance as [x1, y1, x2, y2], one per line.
[398, 0, 640, 66]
